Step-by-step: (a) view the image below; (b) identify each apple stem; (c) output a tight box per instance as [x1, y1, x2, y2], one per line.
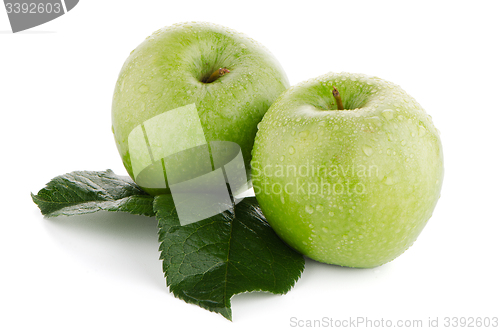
[205, 67, 230, 83]
[332, 87, 344, 110]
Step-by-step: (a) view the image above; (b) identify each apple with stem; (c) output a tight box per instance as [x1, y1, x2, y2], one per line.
[251, 72, 444, 268]
[112, 22, 289, 195]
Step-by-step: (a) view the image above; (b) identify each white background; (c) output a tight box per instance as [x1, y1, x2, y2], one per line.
[1, 1, 499, 330]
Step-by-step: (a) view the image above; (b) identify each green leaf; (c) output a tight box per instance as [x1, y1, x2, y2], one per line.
[154, 195, 305, 320]
[31, 169, 154, 217]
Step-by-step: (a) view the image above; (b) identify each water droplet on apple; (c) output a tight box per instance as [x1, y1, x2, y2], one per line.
[362, 145, 373, 156]
[305, 205, 314, 214]
[299, 130, 309, 138]
[418, 125, 427, 137]
[139, 85, 149, 93]
[384, 176, 395, 185]
[329, 211, 334, 217]
[366, 116, 382, 127]
[401, 140, 407, 146]
[382, 109, 394, 120]
[279, 155, 285, 162]
[280, 195, 285, 204]
[316, 204, 324, 212]
[322, 227, 329, 233]
[288, 146, 295, 155]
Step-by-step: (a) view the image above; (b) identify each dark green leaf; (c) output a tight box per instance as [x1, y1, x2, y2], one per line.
[154, 195, 305, 320]
[31, 169, 154, 217]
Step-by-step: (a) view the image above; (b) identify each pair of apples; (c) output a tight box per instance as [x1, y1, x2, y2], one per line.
[111, 22, 444, 268]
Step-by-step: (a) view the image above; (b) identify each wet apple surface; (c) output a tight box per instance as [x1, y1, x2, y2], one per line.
[112, 22, 289, 195]
[251, 72, 444, 268]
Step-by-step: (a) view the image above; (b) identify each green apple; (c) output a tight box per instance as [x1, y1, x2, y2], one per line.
[112, 22, 289, 195]
[251, 72, 444, 268]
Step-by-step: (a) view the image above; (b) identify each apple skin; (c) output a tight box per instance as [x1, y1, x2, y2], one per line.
[251, 72, 444, 268]
[112, 22, 289, 195]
